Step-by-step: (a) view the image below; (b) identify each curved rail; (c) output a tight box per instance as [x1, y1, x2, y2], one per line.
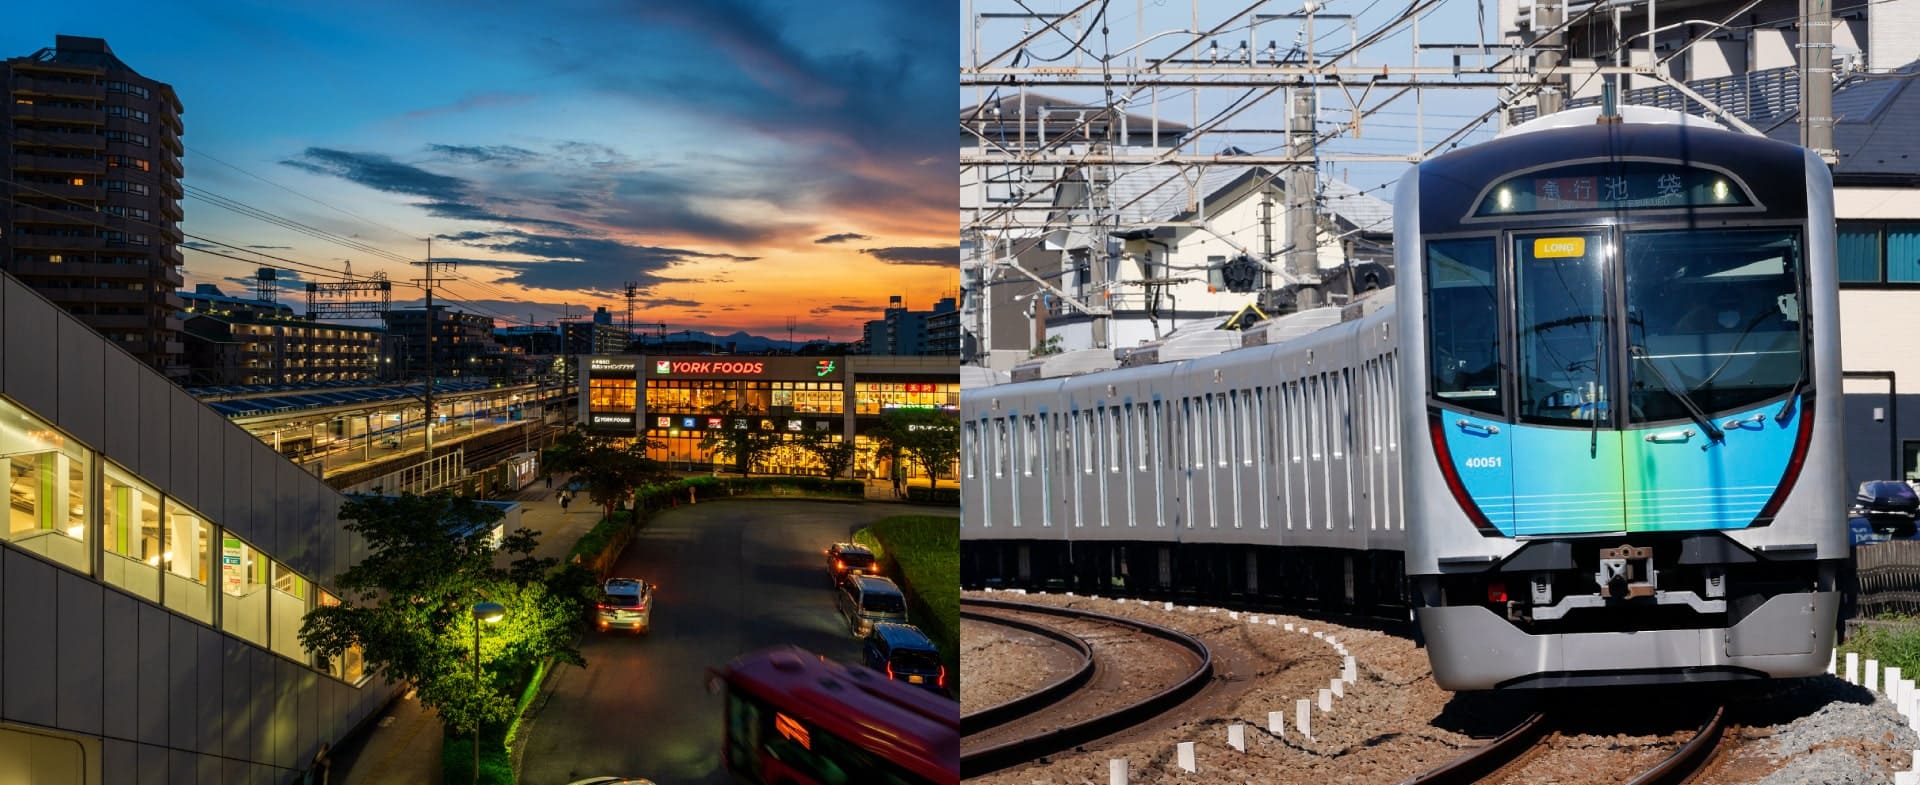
[958, 606, 1096, 735]
[1395, 711, 1551, 785]
[1623, 704, 1728, 785]
[958, 598, 1214, 779]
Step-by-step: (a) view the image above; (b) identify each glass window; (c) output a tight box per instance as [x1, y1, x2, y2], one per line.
[220, 535, 268, 648]
[0, 397, 91, 574]
[1890, 224, 1920, 283]
[1425, 238, 1503, 416]
[270, 561, 309, 661]
[1623, 228, 1805, 423]
[317, 591, 365, 682]
[101, 463, 162, 602]
[1515, 232, 1611, 425]
[163, 505, 213, 624]
[1839, 223, 1882, 282]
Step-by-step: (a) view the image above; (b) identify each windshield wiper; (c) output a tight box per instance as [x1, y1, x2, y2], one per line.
[1775, 373, 1805, 425]
[1629, 345, 1725, 443]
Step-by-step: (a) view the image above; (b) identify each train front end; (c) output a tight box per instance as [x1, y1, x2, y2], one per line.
[1396, 107, 1846, 690]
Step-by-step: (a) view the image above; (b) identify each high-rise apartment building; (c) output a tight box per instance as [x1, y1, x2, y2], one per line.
[3, 35, 187, 379]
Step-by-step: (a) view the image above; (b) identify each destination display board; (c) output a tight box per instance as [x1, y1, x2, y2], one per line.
[1474, 162, 1755, 216]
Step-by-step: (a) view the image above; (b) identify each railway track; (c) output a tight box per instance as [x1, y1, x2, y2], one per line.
[1399, 703, 1728, 785]
[958, 598, 1213, 779]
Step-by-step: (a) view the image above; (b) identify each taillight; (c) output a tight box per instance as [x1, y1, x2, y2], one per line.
[885, 662, 895, 680]
[1486, 583, 1507, 603]
[938, 666, 947, 688]
[835, 559, 843, 570]
[1429, 413, 1500, 535]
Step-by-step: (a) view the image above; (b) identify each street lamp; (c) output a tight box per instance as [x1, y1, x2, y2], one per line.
[469, 601, 506, 785]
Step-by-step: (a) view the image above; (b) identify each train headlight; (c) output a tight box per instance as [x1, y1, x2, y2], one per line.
[1713, 180, 1730, 201]
[1496, 188, 1513, 210]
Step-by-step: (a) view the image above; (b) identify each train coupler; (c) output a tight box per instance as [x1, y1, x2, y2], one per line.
[1596, 545, 1657, 599]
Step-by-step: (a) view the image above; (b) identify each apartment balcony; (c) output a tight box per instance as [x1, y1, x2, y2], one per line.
[163, 340, 185, 356]
[158, 148, 182, 178]
[9, 129, 105, 151]
[157, 199, 182, 221]
[157, 178, 183, 199]
[13, 234, 105, 252]
[159, 132, 181, 157]
[156, 222, 183, 244]
[158, 266, 184, 288]
[162, 246, 183, 267]
[10, 103, 103, 126]
[12, 153, 105, 176]
[9, 260, 156, 280]
[10, 75, 105, 102]
[82, 314, 151, 331]
[13, 204, 95, 226]
[158, 101, 182, 134]
[19, 181, 105, 202]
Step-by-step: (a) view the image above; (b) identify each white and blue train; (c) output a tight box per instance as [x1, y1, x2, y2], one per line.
[960, 107, 1847, 690]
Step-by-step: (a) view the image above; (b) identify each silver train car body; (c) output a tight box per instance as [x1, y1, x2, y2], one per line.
[961, 107, 1846, 690]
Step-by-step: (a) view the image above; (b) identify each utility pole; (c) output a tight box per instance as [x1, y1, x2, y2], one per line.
[623, 282, 639, 350]
[413, 238, 456, 462]
[786, 316, 797, 353]
[1286, 89, 1322, 310]
[1535, 0, 1566, 116]
[1800, 0, 1836, 163]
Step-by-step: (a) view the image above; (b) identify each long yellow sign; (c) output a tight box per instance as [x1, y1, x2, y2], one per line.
[1534, 237, 1587, 258]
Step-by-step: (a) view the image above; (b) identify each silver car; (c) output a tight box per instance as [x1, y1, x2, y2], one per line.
[595, 578, 653, 634]
[836, 575, 908, 638]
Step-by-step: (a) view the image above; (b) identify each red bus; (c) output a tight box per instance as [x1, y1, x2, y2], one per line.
[714, 646, 958, 785]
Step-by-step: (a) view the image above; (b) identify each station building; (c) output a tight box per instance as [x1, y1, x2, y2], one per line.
[579, 355, 957, 480]
[0, 273, 393, 783]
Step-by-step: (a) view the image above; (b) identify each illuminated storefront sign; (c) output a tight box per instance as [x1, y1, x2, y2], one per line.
[815, 360, 836, 377]
[590, 357, 637, 374]
[221, 537, 244, 593]
[590, 413, 635, 427]
[646, 356, 844, 380]
[655, 360, 766, 375]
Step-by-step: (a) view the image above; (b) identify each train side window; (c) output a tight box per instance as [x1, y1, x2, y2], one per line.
[994, 418, 1009, 478]
[962, 421, 977, 480]
[1109, 406, 1122, 474]
[1425, 238, 1503, 416]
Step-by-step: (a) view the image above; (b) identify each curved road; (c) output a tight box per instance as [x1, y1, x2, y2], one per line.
[516, 499, 939, 785]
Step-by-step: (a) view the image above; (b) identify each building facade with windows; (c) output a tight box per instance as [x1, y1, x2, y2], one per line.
[580, 355, 957, 481]
[383, 306, 499, 379]
[181, 285, 385, 386]
[2, 36, 188, 380]
[0, 272, 393, 783]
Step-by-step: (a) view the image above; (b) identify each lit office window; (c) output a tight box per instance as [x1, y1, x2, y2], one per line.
[317, 591, 366, 683]
[219, 535, 268, 648]
[0, 397, 92, 574]
[163, 506, 213, 623]
[100, 463, 163, 602]
[270, 561, 309, 661]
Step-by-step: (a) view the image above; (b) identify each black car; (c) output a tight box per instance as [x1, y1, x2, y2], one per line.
[1855, 481, 1919, 533]
[861, 622, 947, 695]
[826, 542, 879, 584]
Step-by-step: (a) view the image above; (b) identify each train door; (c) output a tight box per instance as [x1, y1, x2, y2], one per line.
[1509, 230, 1627, 536]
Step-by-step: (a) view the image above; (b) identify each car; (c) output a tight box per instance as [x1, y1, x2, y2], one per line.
[1855, 481, 1920, 534]
[594, 578, 653, 634]
[827, 542, 879, 584]
[837, 575, 909, 638]
[861, 622, 948, 696]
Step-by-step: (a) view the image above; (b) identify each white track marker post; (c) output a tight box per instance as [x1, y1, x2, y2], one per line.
[1248, 615, 1258, 624]
[1319, 688, 1333, 713]
[1869, 659, 1881, 694]
[1285, 623, 1295, 631]
[1889, 667, 1903, 704]
[1898, 772, 1916, 785]
[1297, 699, 1313, 739]
[1846, 652, 1860, 685]
[1331, 677, 1344, 698]
[1110, 758, 1128, 785]
[1268, 710, 1285, 737]
[1165, 602, 1174, 611]
[1829, 648, 1837, 676]
[1176, 742, 1196, 773]
[1268, 618, 1278, 625]
[1344, 656, 1357, 684]
[1229, 724, 1246, 752]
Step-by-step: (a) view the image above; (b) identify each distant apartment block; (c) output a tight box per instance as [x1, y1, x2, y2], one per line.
[181, 285, 385, 386]
[862, 295, 959, 356]
[3, 35, 187, 379]
[383, 306, 502, 379]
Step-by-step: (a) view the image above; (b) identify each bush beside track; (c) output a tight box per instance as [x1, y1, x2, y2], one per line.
[855, 516, 961, 677]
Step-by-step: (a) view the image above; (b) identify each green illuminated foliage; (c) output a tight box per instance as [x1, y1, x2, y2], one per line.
[872, 408, 960, 489]
[298, 492, 588, 735]
[697, 400, 781, 476]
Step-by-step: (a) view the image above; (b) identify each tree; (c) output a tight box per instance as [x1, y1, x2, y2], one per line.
[698, 400, 781, 477]
[797, 431, 858, 480]
[875, 408, 961, 489]
[543, 428, 670, 522]
[299, 493, 588, 735]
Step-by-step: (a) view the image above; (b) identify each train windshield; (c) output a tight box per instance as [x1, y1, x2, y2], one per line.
[1623, 228, 1805, 423]
[1514, 232, 1612, 425]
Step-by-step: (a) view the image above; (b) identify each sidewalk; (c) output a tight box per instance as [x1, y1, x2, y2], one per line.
[333, 473, 589, 785]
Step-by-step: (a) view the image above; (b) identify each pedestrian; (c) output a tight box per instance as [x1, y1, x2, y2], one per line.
[544, 473, 552, 489]
[892, 466, 904, 498]
[560, 490, 571, 512]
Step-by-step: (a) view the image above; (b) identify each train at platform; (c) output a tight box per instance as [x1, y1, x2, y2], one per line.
[959, 106, 1847, 690]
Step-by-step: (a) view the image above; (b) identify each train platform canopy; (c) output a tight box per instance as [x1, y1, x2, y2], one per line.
[202, 379, 495, 418]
